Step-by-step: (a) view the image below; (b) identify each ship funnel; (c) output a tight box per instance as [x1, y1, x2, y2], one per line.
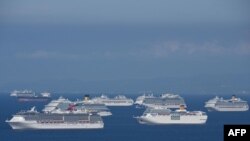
[231, 95, 236, 101]
[179, 105, 185, 110]
[176, 104, 187, 112]
[84, 95, 90, 101]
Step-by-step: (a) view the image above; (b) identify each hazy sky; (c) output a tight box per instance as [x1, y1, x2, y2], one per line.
[0, 0, 249, 93]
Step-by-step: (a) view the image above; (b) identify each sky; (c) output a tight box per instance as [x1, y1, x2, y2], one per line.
[0, 0, 250, 94]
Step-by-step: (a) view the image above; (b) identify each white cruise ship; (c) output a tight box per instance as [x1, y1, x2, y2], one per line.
[10, 90, 51, 102]
[10, 90, 35, 97]
[43, 96, 71, 113]
[135, 94, 155, 105]
[205, 95, 249, 112]
[43, 97, 112, 116]
[92, 95, 134, 106]
[135, 105, 207, 124]
[140, 93, 187, 109]
[6, 107, 104, 129]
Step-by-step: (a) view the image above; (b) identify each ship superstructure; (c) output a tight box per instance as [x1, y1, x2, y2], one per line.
[141, 93, 186, 108]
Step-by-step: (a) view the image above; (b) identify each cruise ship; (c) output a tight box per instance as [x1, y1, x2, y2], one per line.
[43, 97, 112, 116]
[205, 95, 249, 112]
[6, 107, 104, 129]
[43, 96, 71, 113]
[135, 94, 155, 105]
[92, 95, 134, 106]
[10, 90, 51, 102]
[141, 93, 186, 109]
[135, 105, 207, 124]
[10, 90, 35, 97]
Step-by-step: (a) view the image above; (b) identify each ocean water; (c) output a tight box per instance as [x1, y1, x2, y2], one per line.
[1, 93, 250, 141]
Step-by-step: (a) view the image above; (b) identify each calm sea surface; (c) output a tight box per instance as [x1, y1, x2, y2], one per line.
[1, 93, 249, 141]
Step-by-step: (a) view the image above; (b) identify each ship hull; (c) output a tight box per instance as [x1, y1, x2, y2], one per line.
[137, 115, 207, 125]
[97, 111, 112, 116]
[7, 121, 104, 129]
[205, 106, 249, 112]
[135, 101, 143, 105]
[103, 103, 133, 106]
[92, 96, 134, 106]
[142, 104, 186, 109]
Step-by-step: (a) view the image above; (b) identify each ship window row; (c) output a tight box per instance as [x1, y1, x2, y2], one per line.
[37, 120, 93, 124]
[144, 102, 184, 104]
[217, 106, 247, 108]
[152, 113, 200, 116]
[216, 103, 247, 106]
[38, 120, 64, 124]
[147, 113, 201, 116]
[102, 101, 131, 103]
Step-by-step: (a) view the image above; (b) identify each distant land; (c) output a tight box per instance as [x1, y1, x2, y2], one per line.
[0, 74, 249, 95]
